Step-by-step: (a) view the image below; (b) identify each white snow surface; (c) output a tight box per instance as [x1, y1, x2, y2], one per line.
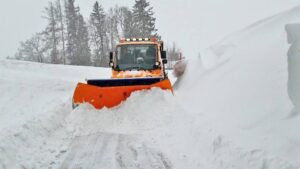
[1, 5, 300, 169]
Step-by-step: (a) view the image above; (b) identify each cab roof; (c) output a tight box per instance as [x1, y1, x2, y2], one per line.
[119, 38, 159, 43]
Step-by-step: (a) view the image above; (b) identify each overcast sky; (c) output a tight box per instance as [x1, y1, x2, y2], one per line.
[0, 0, 299, 59]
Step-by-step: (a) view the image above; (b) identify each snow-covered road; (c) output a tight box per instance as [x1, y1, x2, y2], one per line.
[61, 133, 172, 169]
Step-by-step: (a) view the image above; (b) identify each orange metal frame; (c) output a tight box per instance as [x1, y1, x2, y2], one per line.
[73, 79, 173, 109]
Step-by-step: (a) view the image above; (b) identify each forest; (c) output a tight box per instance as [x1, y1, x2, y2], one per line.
[12, 0, 181, 67]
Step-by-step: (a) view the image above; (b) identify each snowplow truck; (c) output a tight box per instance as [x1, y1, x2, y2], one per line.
[72, 38, 173, 109]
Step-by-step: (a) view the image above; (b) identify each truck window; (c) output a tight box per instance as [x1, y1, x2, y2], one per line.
[116, 44, 157, 70]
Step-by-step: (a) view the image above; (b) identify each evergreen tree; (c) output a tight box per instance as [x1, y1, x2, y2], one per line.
[90, 1, 107, 66]
[132, 0, 158, 38]
[106, 7, 120, 50]
[55, 0, 67, 64]
[75, 14, 91, 65]
[44, 1, 60, 64]
[65, 0, 91, 65]
[65, 0, 78, 64]
[120, 7, 135, 38]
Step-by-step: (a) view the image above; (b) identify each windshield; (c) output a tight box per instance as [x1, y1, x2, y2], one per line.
[115, 44, 157, 70]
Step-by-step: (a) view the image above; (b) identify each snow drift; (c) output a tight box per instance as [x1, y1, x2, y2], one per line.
[177, 4, 300, 166]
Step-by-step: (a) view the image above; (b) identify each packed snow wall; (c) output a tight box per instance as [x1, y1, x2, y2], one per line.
[286, 24, 300, 113]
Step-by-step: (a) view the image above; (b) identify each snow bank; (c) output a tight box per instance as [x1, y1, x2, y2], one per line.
[0, 60, 110, 168]
[177, 4, 300, 166]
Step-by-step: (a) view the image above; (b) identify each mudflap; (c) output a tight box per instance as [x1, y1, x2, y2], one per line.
[72, 78, 173, 109]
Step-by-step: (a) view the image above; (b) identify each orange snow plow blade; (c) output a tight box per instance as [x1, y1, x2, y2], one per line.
[72, 78, 173, 109]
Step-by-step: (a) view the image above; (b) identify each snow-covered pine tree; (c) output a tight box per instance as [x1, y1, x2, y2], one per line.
[75, 13, 91, 65]
[119, 7, 135, 38]
[106, 7, 120, 51]
[90, 1, 107, 67]
[65, 0, 78, 65]
[132, 0, 158, 38]
[65, 0, 91, 65]
[44, 1, 60, 64]
[55, 0, 67, 64]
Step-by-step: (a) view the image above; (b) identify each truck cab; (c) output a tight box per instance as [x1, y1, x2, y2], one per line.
[109, 38, 168, 79]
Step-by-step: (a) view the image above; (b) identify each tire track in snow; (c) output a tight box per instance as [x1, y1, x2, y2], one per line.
[60, 133, 172, 169]
[61, 133, 112, 168]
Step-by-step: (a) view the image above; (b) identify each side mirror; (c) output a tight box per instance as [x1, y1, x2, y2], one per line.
[109, 52, 114, 67]
[109, 52, 113, 61]
[161, 51, 167, 64]
[161, 51, 167, 59]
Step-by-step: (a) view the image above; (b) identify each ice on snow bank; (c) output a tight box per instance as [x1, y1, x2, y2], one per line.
[286, 23, 300, 114]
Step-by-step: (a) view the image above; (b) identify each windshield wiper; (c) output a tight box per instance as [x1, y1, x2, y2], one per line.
[123, 66, 153, 71]
[115, 64, 154, 71]
[124, 66, 143, 71]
